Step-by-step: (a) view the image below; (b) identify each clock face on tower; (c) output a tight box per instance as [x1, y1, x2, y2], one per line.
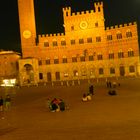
[23, 30, 32, 39]
[80, 21, 88, 29]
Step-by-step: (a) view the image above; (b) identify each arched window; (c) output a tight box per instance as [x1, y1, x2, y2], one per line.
[109, 51, 114, 59]
[99, 68, 104, 75]
[129, 65, 135, 73]
[52, 39, 58, 46]
[116, 31, 122, 39]
[44, 40, 49, 47]
[110, 67, 115, 74]
[97, 53, 103, 60]
[107, 33, 113, 41]
[126, 30, 132, 38]
[118, 50, 124, 58]
[62, 56, 67, 63]
[61, 38, 66, 46]
[128, 49, 134, 57]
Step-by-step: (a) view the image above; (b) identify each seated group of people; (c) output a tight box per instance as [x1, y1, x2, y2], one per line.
[82, 93, 92, 102]
[47, 98, 65, 112]
[108, 89, 117, 95]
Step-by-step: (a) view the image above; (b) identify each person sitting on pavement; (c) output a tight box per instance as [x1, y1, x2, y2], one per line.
[87, 93, 92, 101]
[82, 93, 88, 102]
[58, 99, 65, 111]
[46, 98, 52, 111]
[51, 98, 60, 112]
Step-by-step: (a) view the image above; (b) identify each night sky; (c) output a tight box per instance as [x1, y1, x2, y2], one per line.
[0, 0, 140, 53]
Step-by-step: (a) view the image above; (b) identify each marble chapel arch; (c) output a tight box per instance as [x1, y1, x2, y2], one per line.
[18, 0, 140, 86]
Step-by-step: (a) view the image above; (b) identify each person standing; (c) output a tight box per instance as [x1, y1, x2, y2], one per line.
[5, 94, 11, 110]
[0, 96, 4, 112]
[89, 84, 94, 95]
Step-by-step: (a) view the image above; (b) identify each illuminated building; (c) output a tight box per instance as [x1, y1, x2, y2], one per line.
[0, 51, 21, 86]
[18, 0, 140, 86]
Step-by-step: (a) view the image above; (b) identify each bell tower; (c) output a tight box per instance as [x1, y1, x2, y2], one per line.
[18, 0, 36, 58]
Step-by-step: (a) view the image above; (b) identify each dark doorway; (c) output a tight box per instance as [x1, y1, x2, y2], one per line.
[119, 66, 125, 76]
[47, 72, 52, 82]
[55, 72, 60, 80]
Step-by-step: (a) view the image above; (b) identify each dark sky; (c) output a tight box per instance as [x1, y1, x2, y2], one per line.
[0, 0, 140, 53]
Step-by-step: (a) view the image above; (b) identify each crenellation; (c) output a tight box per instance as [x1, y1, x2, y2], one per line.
[124, 23, 127, 27]
[72, 13, 75, 16]
[86, 11, 89, 14]
[77, 12, 80, 15]
[61, 33, 64, 36]
[106, 27, 109, 30]
[106, 21, 138, 31]
[129, 22, 132, 26]
[38, 32, 65, 39]
[90, 10, 94, 13]
[63, 7, 71, 11]
[94, 2, 103, 6]
[119, 24, 122, 28]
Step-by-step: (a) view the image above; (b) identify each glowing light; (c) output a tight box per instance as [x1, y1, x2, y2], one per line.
[1, 79, 16, 87]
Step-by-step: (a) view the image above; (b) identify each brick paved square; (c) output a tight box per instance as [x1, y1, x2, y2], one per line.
[0, 78, 140, 140]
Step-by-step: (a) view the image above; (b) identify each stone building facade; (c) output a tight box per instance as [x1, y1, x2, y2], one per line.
[0, 51, 20, 85]
[18, 0, 140, 86]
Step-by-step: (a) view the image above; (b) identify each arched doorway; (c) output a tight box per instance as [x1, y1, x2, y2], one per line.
[23, 64, 34, 84]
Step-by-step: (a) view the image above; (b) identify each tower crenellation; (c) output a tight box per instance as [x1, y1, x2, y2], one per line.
[94, 2, 103, 13]
[63, 7, 71, 17]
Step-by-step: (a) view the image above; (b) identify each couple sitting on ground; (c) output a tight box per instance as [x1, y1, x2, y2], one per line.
[82, 93, 92, 102]
[47, 98, 65, 112]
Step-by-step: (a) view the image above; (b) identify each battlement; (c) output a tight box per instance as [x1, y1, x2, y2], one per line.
[94, 2, 103, 7]
[62, 7, 71, 11]
[106, 22, 137, 30]
[63, 2, 103, 17]
[71, 10, 95, 16]
[38, 33, 65, 39]
[63, 7, 71, 17]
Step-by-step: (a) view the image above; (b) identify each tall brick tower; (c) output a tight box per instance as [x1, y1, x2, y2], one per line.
[18, 0, 36, 58]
